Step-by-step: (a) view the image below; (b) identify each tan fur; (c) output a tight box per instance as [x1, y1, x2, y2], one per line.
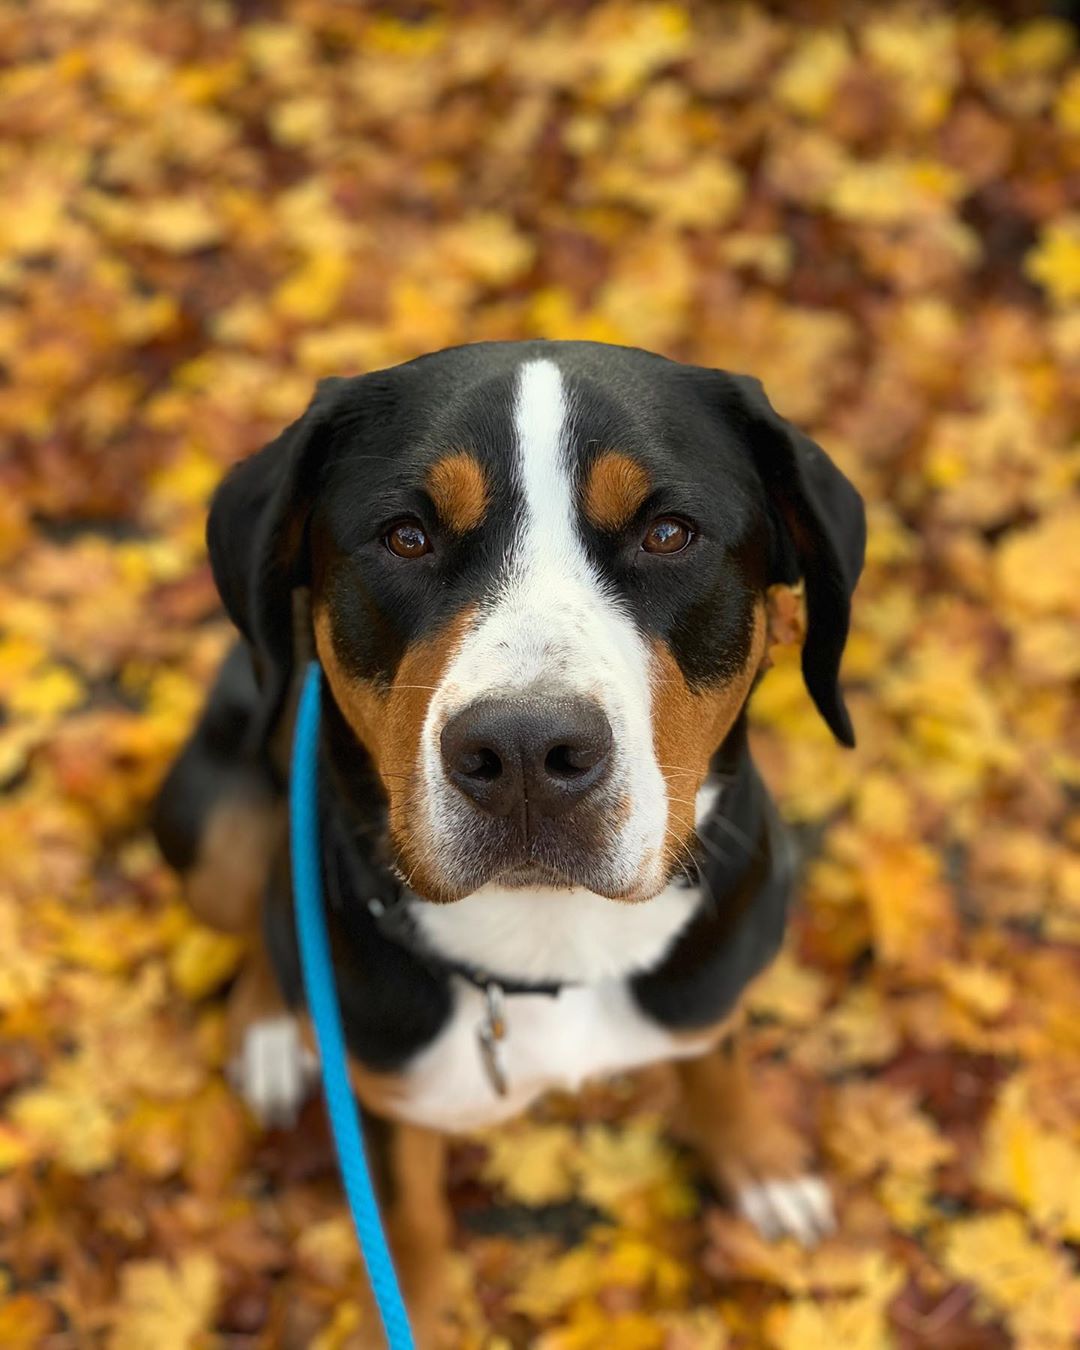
[582, 451, 651, 532]
[314, 604, 474, 902]
[765, 582, 805, 648]
[186, 796, 282, 935]
[384, 1123, 452, 1348]
[426, 452, 489, 534]
[649, 603, 767, 870]
[673, 1027, 810, 1196]
[226, 927, 290, 1060]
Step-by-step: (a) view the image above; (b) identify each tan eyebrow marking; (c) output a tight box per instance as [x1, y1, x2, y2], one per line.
[583, 451, 651, 532]
[426, 452, 489, 534]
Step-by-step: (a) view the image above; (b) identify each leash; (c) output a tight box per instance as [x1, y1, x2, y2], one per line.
[289, 660, 415, 1349]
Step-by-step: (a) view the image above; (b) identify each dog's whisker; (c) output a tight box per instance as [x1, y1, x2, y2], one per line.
[692, 829, 737, 868]
[700, 811, 758, 855]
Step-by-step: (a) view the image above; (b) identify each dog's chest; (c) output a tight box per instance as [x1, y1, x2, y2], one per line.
[385, 879, 715, 1132]
[388, 979, 717, 1132]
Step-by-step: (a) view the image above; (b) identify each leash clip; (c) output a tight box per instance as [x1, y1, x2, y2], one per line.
[476, 980, 509, 1097]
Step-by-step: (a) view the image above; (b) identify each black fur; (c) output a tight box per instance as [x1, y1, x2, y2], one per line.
[206, 341, 864, 747]
[155, 339, 865, 1068]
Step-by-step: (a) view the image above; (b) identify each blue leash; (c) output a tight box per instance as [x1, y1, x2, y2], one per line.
[289, 661, 415, 1349]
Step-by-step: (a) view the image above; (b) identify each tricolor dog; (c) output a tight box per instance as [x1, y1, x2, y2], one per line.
[154, 340, 865, 1343]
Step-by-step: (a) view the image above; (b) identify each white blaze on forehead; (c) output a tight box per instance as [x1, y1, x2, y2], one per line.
[415, 357, 670, 900]
[514, 357, 580, 583]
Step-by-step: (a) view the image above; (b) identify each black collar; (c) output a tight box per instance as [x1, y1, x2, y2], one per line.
[321, 786, 568, 997]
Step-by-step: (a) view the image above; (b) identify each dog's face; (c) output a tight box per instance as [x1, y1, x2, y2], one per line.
[209, 342, 864, 904]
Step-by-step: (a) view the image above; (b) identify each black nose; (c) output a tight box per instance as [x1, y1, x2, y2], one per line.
[440, 696, 613, 822]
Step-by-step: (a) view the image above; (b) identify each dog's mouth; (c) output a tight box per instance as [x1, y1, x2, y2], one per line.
[392, 803, 672, 906]
[493, 860, 579, 890]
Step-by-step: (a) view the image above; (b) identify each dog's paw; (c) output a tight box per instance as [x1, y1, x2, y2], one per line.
[229, 1015, 318, 1128]
[734, 1173, 835, 1246]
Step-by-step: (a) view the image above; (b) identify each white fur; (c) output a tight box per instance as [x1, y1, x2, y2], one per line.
[410, 878, 700, 985]
[383, 977, 718, 1132]
[413, 358, 670, 901]
[412, 778, 723, 986]
[401, 786, 726, 1132]
[735, 1176, 836, 1245]
[230, 1015, 317, 1128]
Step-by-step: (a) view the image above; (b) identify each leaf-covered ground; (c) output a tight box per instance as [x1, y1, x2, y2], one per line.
[1, 2, 1079, 1346]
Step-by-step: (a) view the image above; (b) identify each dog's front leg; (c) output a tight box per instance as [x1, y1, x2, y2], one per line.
[226, 927, 318, 1129]
[356, 1113, 453, 1350]
[673, 1029, 835, 1246]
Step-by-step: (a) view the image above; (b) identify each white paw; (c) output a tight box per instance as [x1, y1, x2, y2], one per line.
[229, 1015, 318, 1128]
[735, 1174, 835, 1246]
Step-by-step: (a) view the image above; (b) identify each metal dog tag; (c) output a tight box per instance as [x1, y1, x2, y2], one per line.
[476, 981, 509, 1097]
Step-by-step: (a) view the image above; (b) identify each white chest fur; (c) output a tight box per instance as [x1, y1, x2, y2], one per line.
[389, 977, 716, 1132]
[409, 878, 703, 985]
[393, 873, 715, 1133]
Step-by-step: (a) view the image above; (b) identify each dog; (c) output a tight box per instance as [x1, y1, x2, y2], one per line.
[153, 340, 865, 1344]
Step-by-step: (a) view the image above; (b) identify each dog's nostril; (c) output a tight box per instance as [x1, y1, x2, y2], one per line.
[545, 744, 591, 778]
[460, 747, 502, 781]
[441, 696, 612, 820]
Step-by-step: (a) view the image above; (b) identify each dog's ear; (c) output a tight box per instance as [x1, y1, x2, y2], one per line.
[713, 373, 866, 747]
[206, 376, 350, 739]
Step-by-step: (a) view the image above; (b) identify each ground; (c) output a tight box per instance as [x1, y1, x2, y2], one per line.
[1, 2, 1079, 1347]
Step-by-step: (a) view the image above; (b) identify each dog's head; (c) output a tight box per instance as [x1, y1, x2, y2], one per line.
[209, 342, 864, 904]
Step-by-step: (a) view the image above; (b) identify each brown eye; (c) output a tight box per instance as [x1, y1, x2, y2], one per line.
[384, 520, 431, 558]
[642, 517, 692, 555]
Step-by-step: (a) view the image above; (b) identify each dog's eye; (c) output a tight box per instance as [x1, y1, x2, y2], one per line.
[384, 520, 432, 559]
[642, 517, 693, 555]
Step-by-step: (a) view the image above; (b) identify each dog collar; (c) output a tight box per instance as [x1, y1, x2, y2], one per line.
[320, 794, 564, 1098]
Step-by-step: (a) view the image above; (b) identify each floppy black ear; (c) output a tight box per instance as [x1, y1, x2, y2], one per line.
[718, 374, 866, 747]
[206, 376, 349, 740]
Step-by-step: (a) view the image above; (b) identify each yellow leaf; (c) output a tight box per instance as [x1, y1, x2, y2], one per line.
[10, 1081, 117, 1173]
[440, 212, 536, 286]
[108, 1252, 220, 1350]
[828, 158, 966, 224]
[311, 1299, 366, 1350]
[860, 839, 956, 968]
[482, 1123, 578, 1205]
[269, 96, 333, 147]
[0, 1123, 32, 1173]
[765, 1290, 897, 1350]
[824, 1081, 954, 1181]
[182, 1081, 251, 1197]
[538, 1308, 665, 1349]
[995, 502, 1080, 618]
[1026, 215, 1080, 306]
[578, 1122, 690, 1217]
[851, 772, 913, 838]
[6, 664, 83, 722]
[0, 1293, 56, 1349]
[773, 31, 852, 118]
[586, 3, 692, 104]
[120, 1102, 187, 1179]
[940, 1211, 1080, 1347]
[1056, 68, 1080, 133]
[169, 926, 244, 1000]
[936, 960, 1014, 1021]
[980, 1075, 1080, 1240]
[132, 197, 224, 253]
[747, 949, 829, 1026]
[297, 1216, 360, 1287]
[273, 250, 350, 322]
[793, 985, 900, 1074]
